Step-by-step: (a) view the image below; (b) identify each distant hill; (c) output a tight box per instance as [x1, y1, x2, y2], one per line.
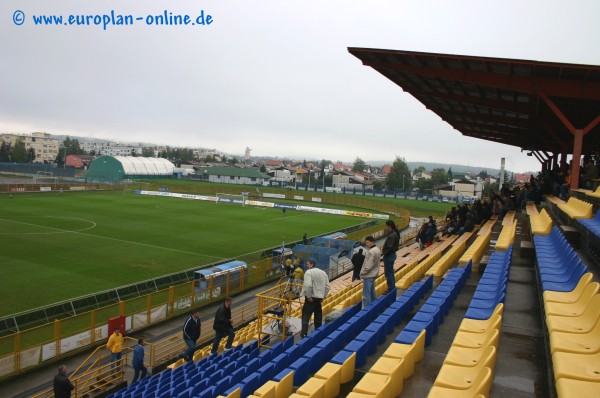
[367, 160, 506, 175]
[406, 161, 502, 176]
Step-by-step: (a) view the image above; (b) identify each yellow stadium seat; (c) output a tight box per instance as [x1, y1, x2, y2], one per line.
[444, 334, 500, 368]
[352, 373, 391, 398]
[458, 313, 502, 334]
[543, 273, 594, 304]
[273, 370, 294, 398]
[254, 381, 277, 398]
[166, 358, 185, 369]
[383, 330, 426, 378]
[544, 284, 599, 316]
[296, 377, 325, 398]
[546, 295, 600, 333]
[337, 352, 357, 384]
[434, 346, 496, 389]
[552, 351, 600, 383]
[427, 367, 492, 398]
[314, 362, 341, 398]
[221, 388, 241, 398]
[369, 356, 404, 397]
[452, 328, 499, 349]
[555, 377, 600, 398]
[549, 316, 600, 354]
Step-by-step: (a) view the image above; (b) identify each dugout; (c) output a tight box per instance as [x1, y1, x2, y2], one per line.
[311, 237, 360, 255]
[292, 244, 346, 270]
[85, 155, 175, 182]
[320, 232, 347, 240]
[194, 260, 247, 290]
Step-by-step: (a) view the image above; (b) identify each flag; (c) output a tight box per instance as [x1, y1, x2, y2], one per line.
[280, 240, 286, 269]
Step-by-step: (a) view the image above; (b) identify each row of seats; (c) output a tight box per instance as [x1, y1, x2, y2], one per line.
[397, 263, 472, 348]
[495, 220, 517, 251]
[305, 280, 434, 398]
[427, 247, 512, 397]
[530, 208, 553, 236]
[578, 209, 600, 240]
[235, 279, 435, 398]
[535, 228, 588, 293]
[428, 303, 503, 397]
[396, 252, 442, 289]
[224, 291, 398, 398]
[109, 341, 260, 398]
[558, 197, 593, 220]
[426, 240, 467, 278]
[459, 228, 492, 270]
[477, 218, 498, 237]
[501, 211, 516, 226]
[465, 246, 512, 320]
[534, 226, 600, 397]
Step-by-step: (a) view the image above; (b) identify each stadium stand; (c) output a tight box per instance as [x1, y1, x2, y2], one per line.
[534, 225, 600, 397]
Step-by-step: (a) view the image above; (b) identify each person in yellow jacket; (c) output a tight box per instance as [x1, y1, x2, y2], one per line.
[106, 327, 124, 375]
[293, 263, 304, 295]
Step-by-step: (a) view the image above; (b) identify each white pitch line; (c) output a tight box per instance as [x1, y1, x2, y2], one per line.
[269, 214, 304, 221]
[0, 218, 227, 260]
[0, 217, 97, 235]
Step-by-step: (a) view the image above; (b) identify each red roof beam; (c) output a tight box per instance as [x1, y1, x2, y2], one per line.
[360, 61, 600, 101]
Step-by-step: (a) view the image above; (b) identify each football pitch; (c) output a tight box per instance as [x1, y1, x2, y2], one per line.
[0, 191, 368, 317]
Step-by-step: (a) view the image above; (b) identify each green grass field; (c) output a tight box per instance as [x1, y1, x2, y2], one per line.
[0, 191, 367, 317]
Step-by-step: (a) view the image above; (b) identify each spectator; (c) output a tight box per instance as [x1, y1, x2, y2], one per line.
[560, 169, 571, 200]
[211, 297, 235, 354]
[106, 327, 124, 375]
[417, 222, 428, 250]
[351, 248, 365, 281]
[381, 220, 400, 293]
[426, 216, 437, 246]
[182, 310, 201, 361]
[300, 258, 330, 338]
[500, 194, 516, 219]
[53, 365, 74, 398]
[131, 339, 148, 383]
[284, 257, 293, 277]
[582, 158, 598, 189]
[303, 233, 309, 245]
[293, 262, 304, 294]
[360, 236, 381, 307]
[480, 200, 491, 221]
[458, 213, 475, 236]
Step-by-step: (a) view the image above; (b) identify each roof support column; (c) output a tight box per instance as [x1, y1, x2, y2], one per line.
[538, 91, 600, 191]
[571, 129, 583, 190]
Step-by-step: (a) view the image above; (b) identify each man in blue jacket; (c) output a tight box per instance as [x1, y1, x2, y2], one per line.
[131, 339, 147, 383]
[182, 310, 201, 361]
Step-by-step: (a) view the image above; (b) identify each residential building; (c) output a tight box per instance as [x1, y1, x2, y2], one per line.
[413, 170, 432, 181]
[198, 166, 270, 185]
[82, 141, 143, 157]
[0, 132, 60, 163]
[66, 154, 95, 168]
[453, 178, 477, 197]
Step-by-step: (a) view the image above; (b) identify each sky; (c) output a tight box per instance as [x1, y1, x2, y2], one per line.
[1, 0, 599, 173]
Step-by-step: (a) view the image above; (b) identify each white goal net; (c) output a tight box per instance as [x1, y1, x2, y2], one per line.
[216, 192, 248, 206]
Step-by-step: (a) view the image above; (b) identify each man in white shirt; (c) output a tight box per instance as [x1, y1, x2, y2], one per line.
[361, 236, 381, 307]
[300, 258, 330, 337]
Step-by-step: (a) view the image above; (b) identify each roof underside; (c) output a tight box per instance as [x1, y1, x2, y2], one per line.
[348, 48, 600, 155]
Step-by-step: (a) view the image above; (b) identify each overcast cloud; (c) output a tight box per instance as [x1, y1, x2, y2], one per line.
[1, 0, 599, 172]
